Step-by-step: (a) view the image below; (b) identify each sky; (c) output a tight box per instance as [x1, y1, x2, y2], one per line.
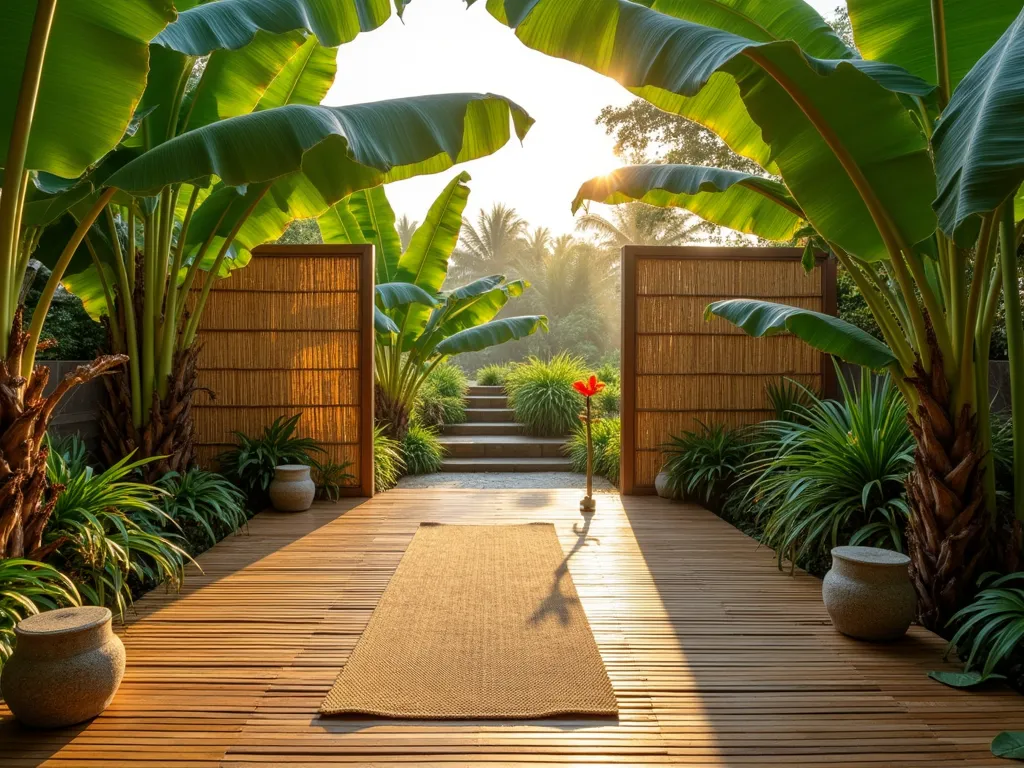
[326, 0, 845, 236]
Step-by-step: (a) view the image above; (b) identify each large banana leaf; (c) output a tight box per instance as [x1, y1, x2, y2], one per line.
[434, 315, 548, 356]
[933, 9, 1024, 245]
[706, 298, 898, 369]
[106, 94, 534, 200]
[414, 276, 523, 355]
[391, 171, 473, 336]
[256, 35, 338, 111]
[317, 196, 363, 243]
[375, 282, 437, 309]
[155, 0, 407, 55]
[349, 187, 402, 284]
[480, 0, 851, 174]
[0, 0, 175, 178]
[481, 0, 936, 262]
[572, 164, 804, 241]
[184, 31, 326, 132]
[848, 0, 1021, 91]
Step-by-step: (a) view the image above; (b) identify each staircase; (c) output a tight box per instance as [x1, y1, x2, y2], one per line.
[439, 385, 573, 472]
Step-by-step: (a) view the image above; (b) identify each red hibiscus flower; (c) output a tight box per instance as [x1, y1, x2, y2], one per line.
[573, 375, 605, 398]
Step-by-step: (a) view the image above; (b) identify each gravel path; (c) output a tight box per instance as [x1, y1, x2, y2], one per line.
[395, 472, 616, 490]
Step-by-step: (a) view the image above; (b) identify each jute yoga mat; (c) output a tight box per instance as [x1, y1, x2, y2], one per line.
[320, 522, 617, 718]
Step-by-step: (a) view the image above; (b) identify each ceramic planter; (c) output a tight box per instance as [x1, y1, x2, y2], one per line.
[822, 546, 916, 641]
[1, 606, 125, 728]
[269, 464, 316, 512]
[654, 471, 679, 500]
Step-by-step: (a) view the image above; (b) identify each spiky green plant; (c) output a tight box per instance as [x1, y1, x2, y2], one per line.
[475, 363, 514, 386]
[424, 362, 468, 398]
[593, 382, 620, 418]
[374, 426, 405, 492]
[401, 425, 445, 476]
[313, 460, 355, 502]
[566, 417, 620, 486]
[765, 377, 818, 422]
[217, 414, 323, 500]
[505, 353, 588, 436]
[0, 559, 80, 666]
[156, 468, 248, 552]
[662, 423, 751, 509]
[746, 368, 914, 571]
[946, 571, 1024, 682]
[414, 362, 468, 428]
[44, 451, 189, 621]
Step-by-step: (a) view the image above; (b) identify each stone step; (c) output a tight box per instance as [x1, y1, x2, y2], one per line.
[467, 385, 505, 396]
[465, 408, 516, 423]
[439, 436, 565, 459]
[465, 394, 508, 409]
[444, 422, 525, 436]
[439, 457, 575, 473]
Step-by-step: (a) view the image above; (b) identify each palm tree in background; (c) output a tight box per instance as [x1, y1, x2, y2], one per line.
[525, 235, 617, 318]
[450, 203, 528, 283]
[396, 214, 418, 251]
[576, 201, 705, 249]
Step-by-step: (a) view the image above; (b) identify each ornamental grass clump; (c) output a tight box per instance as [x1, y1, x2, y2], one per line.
[401, 424, 445, 476]
[506, 353, 588, 436]
[415, 362, 468, 428]
[745, 368, 914, 573]
[662, 423, 751, 513]
[567, 417, 621, 486]
[374, 426, 405, 492]
[475, 363, 515, 386]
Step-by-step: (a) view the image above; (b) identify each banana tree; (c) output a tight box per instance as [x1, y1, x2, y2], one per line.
[482, 0, 1024, 628]
[38, 0, 533, 480]
[0, 0, 181, 557]
[319, 172, 547, 437]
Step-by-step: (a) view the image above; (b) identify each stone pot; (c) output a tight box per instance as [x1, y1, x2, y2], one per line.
[822, 546, 916, 641]
[269, 464, 316, 512]
[1, 606, 125, 728]
[654, 471, 678, 500]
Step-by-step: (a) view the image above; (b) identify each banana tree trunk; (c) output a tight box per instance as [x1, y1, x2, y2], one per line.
[375, 382, 411, 441]
[904, 335, 1021, 631]
[98, 344, 201, 484]
[0, 309, 127, 557]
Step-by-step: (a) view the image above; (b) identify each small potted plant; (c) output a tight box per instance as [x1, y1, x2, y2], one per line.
[573, 375, 605, 512]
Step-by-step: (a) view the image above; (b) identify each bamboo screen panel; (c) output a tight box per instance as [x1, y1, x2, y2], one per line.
[193, 244, 374, 496]
[621, 246, 836, 494]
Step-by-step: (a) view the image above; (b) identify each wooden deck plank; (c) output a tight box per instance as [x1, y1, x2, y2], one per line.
[2, 488, 1023, 766]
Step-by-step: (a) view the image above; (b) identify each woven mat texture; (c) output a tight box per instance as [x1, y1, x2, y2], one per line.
[320, 522, 617, 718]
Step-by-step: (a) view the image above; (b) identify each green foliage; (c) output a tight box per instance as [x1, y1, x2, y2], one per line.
[313, 460, 355, 502]
[475, 362, 514, 386]
[0, 559, 80, 666]
[217, 414, 323, 500]
[505, 353, 588, 436]
[593, 381, 620, 418]
[566, 417, 621, 486]
[156, 468, 249, 553]
[414, 362, 468, 429]
[23, 266, 106, 360]
[44, 450, 190, 621]
[745, 369, 914, 570]
[991, 731, 1024, 760]
[765, 377, 818, 421]
[662, 423, 751, 510]
[401, 424, 444, 476]
[946, 571, 1024, 679]
[424, 361, 468, 398]
[373, 425, 404, 492]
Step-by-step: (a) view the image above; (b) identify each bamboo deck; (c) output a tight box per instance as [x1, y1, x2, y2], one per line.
[2, 488, 1022, 766]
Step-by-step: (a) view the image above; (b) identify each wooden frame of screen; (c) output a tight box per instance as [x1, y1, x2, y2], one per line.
[619, 246, 837, 495]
